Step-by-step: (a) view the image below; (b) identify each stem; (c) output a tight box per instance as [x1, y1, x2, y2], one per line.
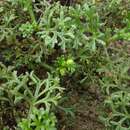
[41, 62, 53, 71]
[27, 0, 36, 24]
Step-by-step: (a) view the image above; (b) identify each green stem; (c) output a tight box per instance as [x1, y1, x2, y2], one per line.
[41, 63, 54, 71]
[27, 0, 36, 24]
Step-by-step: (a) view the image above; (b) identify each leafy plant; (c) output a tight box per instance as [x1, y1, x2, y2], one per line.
[37, 2, 75, 52]
[28, 71, 64, 109]
[98, 45, 130, 94]
[55, 56, 76, 76]
[1, 0, 130, 129]
[19, 22, 37, 38]
[9, 0, 36, 23]
[101, 91, 130, 130]
[18, 107, 57, 130]
[0, 65, 63, 108]
[0, 63, 63, 129]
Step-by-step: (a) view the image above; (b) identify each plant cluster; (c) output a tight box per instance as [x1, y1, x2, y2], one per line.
[98, 42, 130, 130]
[0, 62, 63, 129]
[0, 0, 130, 129]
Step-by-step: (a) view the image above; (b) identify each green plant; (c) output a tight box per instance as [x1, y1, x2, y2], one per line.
[37, 2, 75, 52]
[55, 56, 76, 76]
[0, 63, 63, 129]
[9, 0, 36, 24]
[1, 0, 130, 129]
[28, 71, 64, 109]
[19, 22, 36, 38]
[0, 65, 63, 108]
[112, 14, 130, 41]
[97, 45, 130, 94]
[100, 91, 130, 130]
[97, 0, 130, 28]
[98, 42, 130, 129]
[18, 107, 57, 130]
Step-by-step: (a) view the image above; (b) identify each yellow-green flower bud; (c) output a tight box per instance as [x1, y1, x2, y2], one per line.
[66, 59, 74, 65]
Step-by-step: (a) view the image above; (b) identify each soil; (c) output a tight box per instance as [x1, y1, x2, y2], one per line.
[57, 84, 105, 130]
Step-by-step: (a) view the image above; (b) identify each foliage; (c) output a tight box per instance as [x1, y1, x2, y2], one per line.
[101, 91, 130, 130]
[97, 0, 130, 28]
[98, 45, 130, 94]
[55, 56, 76, 76]
[0, 63, 63, 129]
[98, 43, 130, 129]
[18, 107, 57, 130]
[0, 0, 130, 129]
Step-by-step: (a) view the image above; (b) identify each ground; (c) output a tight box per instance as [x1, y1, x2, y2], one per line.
[57, 84, 105, 130]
